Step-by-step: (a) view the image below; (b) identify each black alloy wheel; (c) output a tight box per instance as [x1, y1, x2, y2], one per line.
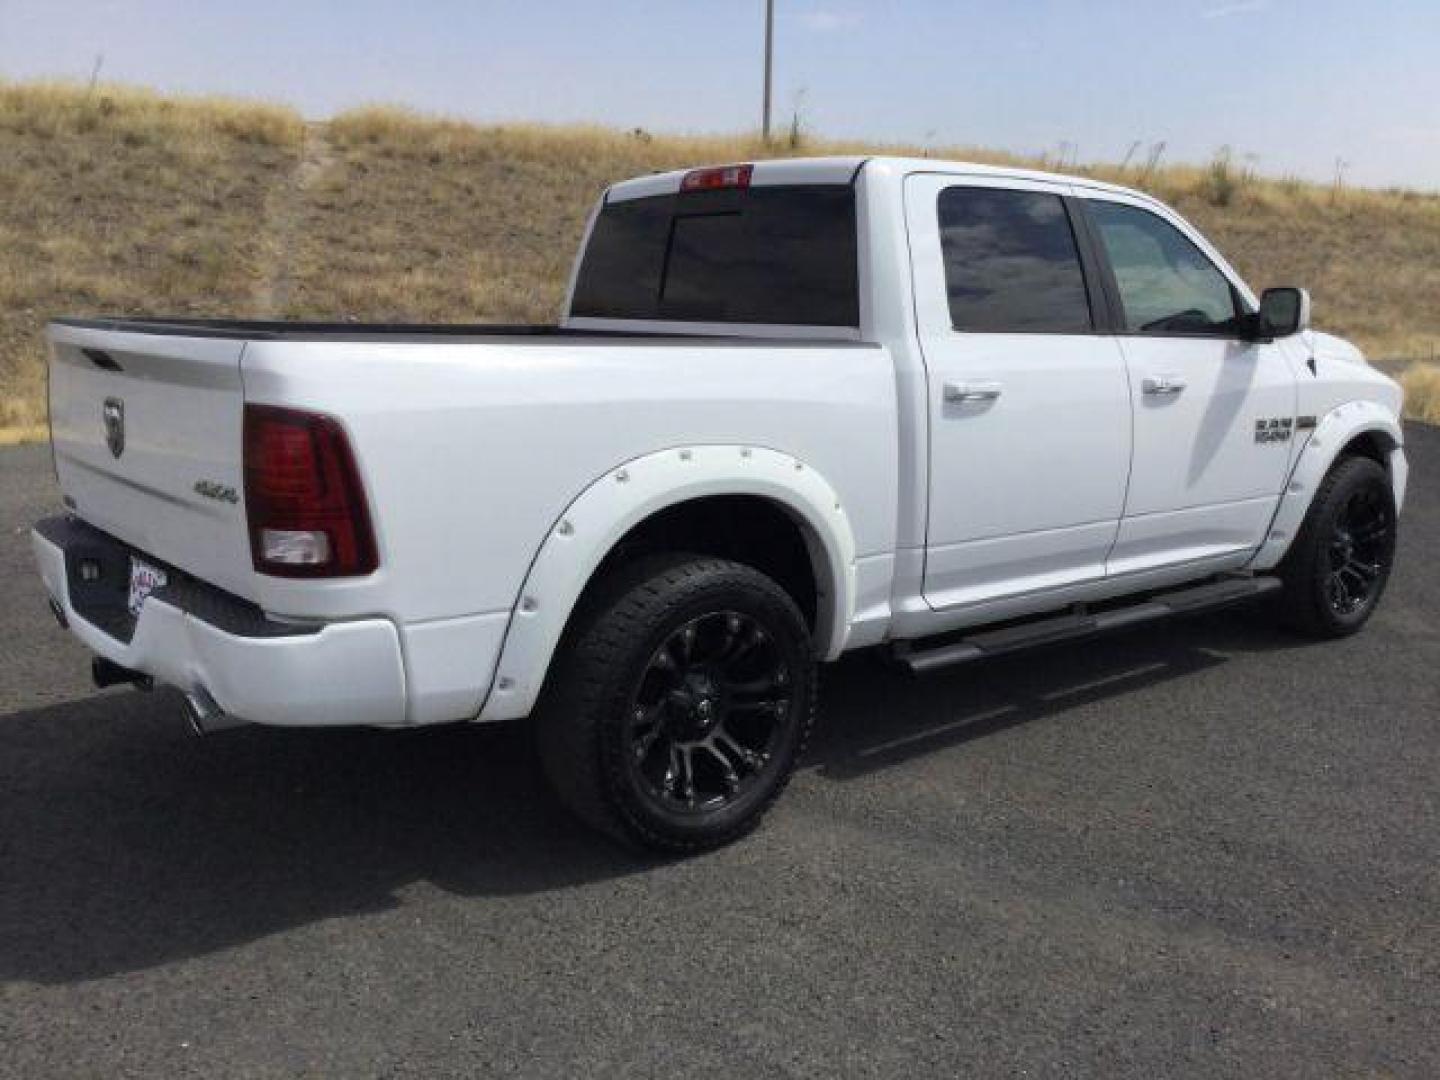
[537, 555, 816, 853]
[1277, 454, 1397, 638]
[625, 610, 794, 815]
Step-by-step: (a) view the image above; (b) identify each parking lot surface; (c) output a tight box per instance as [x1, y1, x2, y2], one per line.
[2, 428, 1437, 1077]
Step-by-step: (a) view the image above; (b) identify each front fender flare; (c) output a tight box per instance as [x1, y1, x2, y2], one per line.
[1248, 400, 1406, 571]
[478, 445, 858, 722]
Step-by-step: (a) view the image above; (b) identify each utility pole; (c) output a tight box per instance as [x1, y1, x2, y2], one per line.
[762, 0, 774, 142]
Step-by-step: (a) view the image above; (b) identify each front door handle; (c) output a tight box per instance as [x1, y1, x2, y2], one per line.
[1142, 374, 1187, 396]
[943, 381, 1003, 404]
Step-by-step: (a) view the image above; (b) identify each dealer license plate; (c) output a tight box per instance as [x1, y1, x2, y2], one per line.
[127, 557, 168, 616]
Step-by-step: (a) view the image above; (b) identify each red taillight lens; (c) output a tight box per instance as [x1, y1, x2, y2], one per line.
[680, 164, 753, 192]
[243, 404, 377, 578]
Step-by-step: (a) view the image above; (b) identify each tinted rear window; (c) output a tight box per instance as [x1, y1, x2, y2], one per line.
[938, 187, 1093, 333]
[570, 185, 859, 327]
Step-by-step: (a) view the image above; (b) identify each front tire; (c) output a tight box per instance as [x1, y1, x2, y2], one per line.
[536, 555, 817, 854]
[1276, 454, 1397, 638]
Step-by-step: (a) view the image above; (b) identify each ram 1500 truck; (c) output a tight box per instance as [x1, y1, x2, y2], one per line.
[33, 156, 1407, 851]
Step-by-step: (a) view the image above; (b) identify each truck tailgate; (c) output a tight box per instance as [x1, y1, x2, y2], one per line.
[47, 322, 254, 601]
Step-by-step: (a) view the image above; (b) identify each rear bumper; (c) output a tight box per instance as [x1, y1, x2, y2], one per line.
[32, 517, 407, 727]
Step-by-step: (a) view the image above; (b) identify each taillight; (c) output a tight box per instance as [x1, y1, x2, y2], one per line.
[680, 163, 753, 193]
[243, 404, 377, 578]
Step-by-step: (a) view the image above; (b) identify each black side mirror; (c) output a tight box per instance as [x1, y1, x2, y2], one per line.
[1255, 287, 1311, 339]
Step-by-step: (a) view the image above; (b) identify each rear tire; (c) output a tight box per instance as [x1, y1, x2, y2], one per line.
[1275, 455, 1397, 638]
[535, 554, 816, 854]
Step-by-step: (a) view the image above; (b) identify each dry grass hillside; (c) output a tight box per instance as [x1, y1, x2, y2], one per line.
[2, 81, 1438, 434]
[0, 82, 301, 432]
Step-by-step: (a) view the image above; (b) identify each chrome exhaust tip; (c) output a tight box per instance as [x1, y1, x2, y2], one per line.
[181, 687, 245, 736]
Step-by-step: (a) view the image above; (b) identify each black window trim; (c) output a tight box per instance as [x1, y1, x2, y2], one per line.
[934, 185, 1107, 338]
[1069, 195, 1256, 342]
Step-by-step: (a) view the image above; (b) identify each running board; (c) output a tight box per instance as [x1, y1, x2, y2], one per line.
[894, 575, 1283, 675]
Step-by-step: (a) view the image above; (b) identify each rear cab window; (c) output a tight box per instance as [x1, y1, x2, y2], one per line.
[570, 185, 859, 328]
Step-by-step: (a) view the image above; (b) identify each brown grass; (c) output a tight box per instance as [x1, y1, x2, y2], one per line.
[1400, 363, 1440, 424]
[2, 81, 1438, 436]
[0, 81, 301, 428]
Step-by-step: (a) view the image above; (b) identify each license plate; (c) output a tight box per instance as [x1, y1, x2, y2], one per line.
[127, 557, 168, 616]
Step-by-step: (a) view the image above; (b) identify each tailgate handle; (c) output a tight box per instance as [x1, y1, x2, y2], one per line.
[82, 348, 123, 372]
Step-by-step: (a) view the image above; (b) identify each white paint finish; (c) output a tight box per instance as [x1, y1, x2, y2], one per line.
[902, 173, 1132, 609]
[605, 155, 1198, 221]
[847, 553, 897, 650]
[888, 550, 1253, 642]
[1109, 333, 1297, 553]
[479, 445, 858, 722]
[855, 162, 931, 556]
[36, 155, 1411, 731]
[32, 529, 407, 727]
[401, 612, 511, 724]
[188, 618, 406, 728]
[1107, 496, 1281, 576]
[1294, 331, 1405, 424]
[46, 324, 252, 597]
[1073, 188, 1300, 568]
[923, 522, 1125, 610]
[239, 337, 897, 628]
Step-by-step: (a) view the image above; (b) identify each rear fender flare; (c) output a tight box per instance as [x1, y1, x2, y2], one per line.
[1248, 400, 1406, 571]
[478, 445, 857, 722]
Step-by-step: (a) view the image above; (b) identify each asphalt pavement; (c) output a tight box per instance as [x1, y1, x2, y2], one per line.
[1, 429, 1437, 1078]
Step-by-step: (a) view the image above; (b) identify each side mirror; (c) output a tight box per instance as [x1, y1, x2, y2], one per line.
[1256, 287, 1311, 339]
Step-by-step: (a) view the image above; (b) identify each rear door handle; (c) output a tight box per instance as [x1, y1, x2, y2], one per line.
[1142, 374, 1187, 396]
[943, 381, 1003, 404]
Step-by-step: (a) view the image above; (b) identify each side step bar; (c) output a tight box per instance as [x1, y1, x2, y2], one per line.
[894, 575, 1283, 675]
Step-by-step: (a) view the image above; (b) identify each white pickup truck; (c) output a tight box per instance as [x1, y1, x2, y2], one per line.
[33, 156, 1407, 851]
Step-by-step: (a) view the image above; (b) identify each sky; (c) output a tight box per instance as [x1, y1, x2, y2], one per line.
[3, 0, 1438, 190]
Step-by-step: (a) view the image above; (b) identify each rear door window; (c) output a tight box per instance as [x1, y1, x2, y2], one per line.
[937, 187, 1093, 333]
[571, 186, 859, 327]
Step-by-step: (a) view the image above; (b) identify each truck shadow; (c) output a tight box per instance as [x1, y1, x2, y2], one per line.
[0, 608, 1306, 985]
[807, 609, 1299, 782]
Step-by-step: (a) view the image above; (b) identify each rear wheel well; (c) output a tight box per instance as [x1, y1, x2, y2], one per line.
[589, 495, 821, 630]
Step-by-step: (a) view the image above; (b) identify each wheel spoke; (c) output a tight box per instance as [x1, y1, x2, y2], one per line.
[1345, 557, 1381, 582]
[701, 741, 742, 794]
[717, 623, 765, 669]
[634, 724, 666, 763]
[1326, 573, 1349, 612]
[1352, 522, 1388, 544]
[674, 621, 697, 664]
[723, 669, 787, 699]
[729, 696, 789, 718]
[625, 608, 795, 812]
[714, 728, 767, 772]
[678, 745, 696, 805]
[661, 743, 681, 797]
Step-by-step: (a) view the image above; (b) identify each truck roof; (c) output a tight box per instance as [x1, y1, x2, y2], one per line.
[606, 155, 1153, 205]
